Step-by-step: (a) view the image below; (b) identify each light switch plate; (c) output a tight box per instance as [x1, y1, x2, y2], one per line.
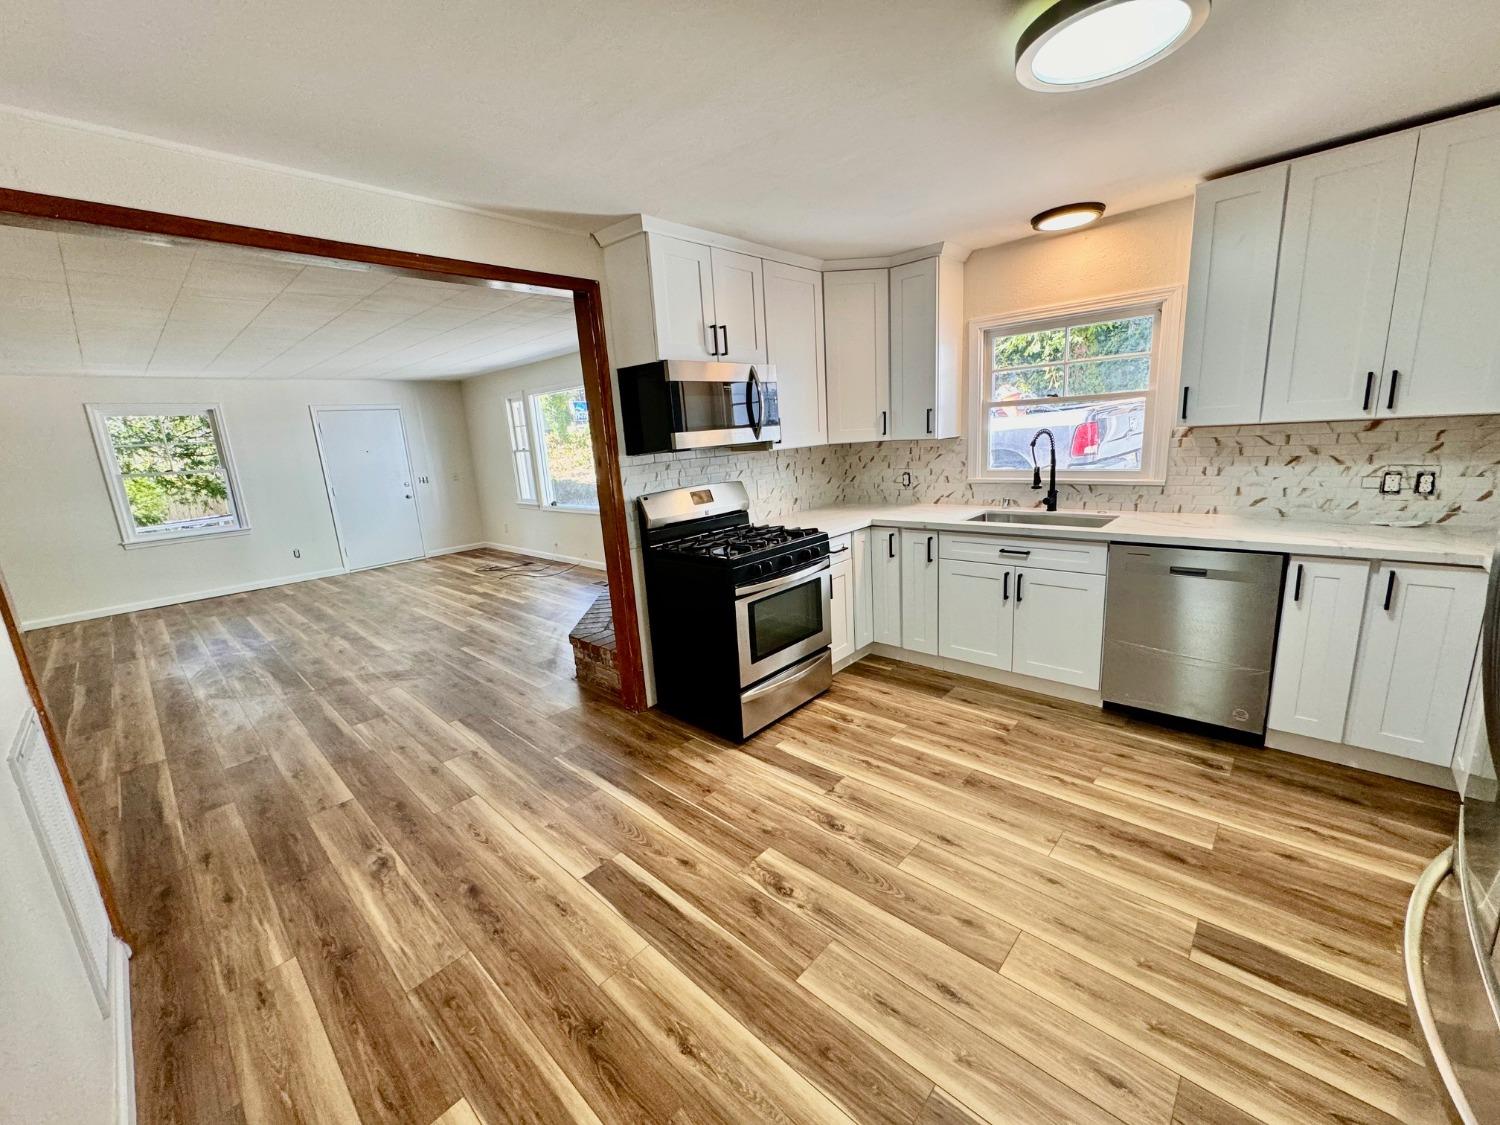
[1379, 469, 1405, 495]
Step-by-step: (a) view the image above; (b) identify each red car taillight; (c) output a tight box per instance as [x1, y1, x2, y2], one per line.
[1071, 419, 1099, 458]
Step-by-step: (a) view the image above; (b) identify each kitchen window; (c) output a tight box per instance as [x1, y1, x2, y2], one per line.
[969, 288, 1183, 485]
[87, 404, 248, 546]
[506, 396, 538, 505]
[528, 385, 599, 512]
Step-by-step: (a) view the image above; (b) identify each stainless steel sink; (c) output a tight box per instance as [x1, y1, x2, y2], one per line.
[966, 510, 1118, 529]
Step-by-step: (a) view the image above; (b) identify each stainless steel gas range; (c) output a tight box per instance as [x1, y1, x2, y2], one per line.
[638, 481, 831, 741]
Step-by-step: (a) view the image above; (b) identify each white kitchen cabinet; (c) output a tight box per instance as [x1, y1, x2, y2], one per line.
[938, 559, 1013, 669]
[889, 257, 963, 440]
[829, 544, 855, 665]
[852, 528, 874, 650]
[645, 234, 718, 361]
[1010, 567, 1106, 690]
[763, 260, 826, 449]
[1267, 557, 1371, 740]
[824, 269, 891, 443]
[1179, 165, 1287, 426]
[1345, 563, 1486, 764]
[709, 247, 767, 363]
[871, 527, 902, 646]
[900, 529, 939, 656]
[1261, 133, 1418, 423]
[1384, 106, 1500, 418]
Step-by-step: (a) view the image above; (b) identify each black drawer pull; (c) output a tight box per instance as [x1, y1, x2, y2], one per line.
[1015, 572, 1023, 603]
[1180, 385, 1189, 421]
[926, 536, 934, 564]
[1384, 570, 1397, 612]
[1003, 571, 1010, 601]
[998, 548, 1031, 557]
[708, 323, 720, 356]
[1293, 563, 1304, 603]
[926, 407, 934, 434]
[888, 532, 896, 559]
[1362, 371, 1375, 412]
[1387, 369, 1400, 411]
[1169, 566, 1209, 577]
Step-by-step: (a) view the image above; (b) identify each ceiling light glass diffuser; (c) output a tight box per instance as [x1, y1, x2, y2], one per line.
[1016, 0, 1210, 92]
[1031, 202, 1106, 232]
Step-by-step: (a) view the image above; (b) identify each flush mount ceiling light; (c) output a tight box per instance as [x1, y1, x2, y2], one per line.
[1031, 202, 1106, 231]
[1016, 0, 1210, 92]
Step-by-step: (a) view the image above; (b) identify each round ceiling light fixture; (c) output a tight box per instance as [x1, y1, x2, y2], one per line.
[1016, 0, 1210, 92]
[1031, 202, 1106, 232]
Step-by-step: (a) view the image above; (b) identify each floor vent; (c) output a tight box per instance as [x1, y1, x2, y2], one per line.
[9, 708, 111, 1013]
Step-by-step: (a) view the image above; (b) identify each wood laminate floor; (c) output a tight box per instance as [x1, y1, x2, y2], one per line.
[28, 548, 1458, 1124]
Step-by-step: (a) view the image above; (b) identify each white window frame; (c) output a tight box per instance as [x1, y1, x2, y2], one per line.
[86, 403, 250, 548]
[527, 383, 599, 514]
[967, 286, 1184, 486]
[505, 395, 539, 506]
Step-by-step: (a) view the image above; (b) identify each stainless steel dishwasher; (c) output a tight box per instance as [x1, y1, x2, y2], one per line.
[1102, 544, 1286, 735]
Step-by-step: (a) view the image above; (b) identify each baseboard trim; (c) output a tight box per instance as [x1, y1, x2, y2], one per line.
[424, 541, 490, 558]
[864, 643, 1104, 707]
[112, 938, 135, 1125]
[1264, 729, 1458, 790]
[476, 542, 606, 570]
[20, 566, 347, 630]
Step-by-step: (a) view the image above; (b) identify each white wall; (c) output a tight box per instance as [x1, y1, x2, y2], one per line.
[0, 637, 122, 1124]
[462, 352, 606, 567]
[0, 375, 484, 627]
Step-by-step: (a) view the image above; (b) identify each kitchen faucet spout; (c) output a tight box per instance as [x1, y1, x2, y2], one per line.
[1030, 429, 1059, 512]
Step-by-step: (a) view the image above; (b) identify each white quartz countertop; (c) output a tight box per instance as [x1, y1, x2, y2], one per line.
[791, 504, 1495, 568]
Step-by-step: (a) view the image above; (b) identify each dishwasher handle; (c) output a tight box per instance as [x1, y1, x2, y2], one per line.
[1168, 565, 1210, 578]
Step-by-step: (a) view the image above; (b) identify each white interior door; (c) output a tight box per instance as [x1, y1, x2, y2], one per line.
[315, 406, 425, 571]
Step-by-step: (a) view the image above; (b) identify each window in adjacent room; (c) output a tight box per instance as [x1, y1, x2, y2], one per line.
[528, 385, 599, 511]
[87, 405, 248, 546]
[970, 289, 1182, 484]
[506, 396, 538, 505]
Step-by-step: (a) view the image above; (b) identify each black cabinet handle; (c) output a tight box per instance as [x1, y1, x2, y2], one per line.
[1180, 385, 1189, 421]
[926, 407, 933, 434]
[926, 536, 934, 564]
[707, 323, 720, 356]
[1293, 563, 1304, 602]
[1383, 570, 1397, 612]
[880, 410, 888, 436]
[1362, 371, 1375, 412]
[1387, 369, 1400, 411]
[998, 547, 1030, 557]
[1015, 572, 1023, 603]
[719, 325, 729, 355]
[888, 532, 896, 559]
[1003, 571, 1010, 601]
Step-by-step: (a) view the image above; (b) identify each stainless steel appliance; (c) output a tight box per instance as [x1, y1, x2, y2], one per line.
[638, 481, 830, 741]
[1404, 543, 1500, 1122]
[1102, 544, 1285, 735]
[619, 360, 779, 454]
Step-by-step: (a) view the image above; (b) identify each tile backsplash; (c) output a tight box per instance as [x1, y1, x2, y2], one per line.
[622, 414, 1500, 531]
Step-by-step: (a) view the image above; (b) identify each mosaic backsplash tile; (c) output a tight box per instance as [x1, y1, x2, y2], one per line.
[621, 414, 1500, 531]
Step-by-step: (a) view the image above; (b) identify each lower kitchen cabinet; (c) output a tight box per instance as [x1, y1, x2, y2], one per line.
[871, 527, 902, 646]
[938, 559, 1012, 668]
[900, 529, 939, 656]
[852, 528, 874, 650]
[1267, 557, 1371, 741]
[829, 535, 855, 664]
[1011, 567, 1106, 689]
[1344, 563, 1486, 764]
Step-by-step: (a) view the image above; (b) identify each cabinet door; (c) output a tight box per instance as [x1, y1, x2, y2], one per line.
[709, 247, 767, 363]
[829, 556, 854, 665]
[871, 528, 902, 645]
[1346, 564, 1486, 763]
[763, 260, 826, 448]
[1261, 133, 1417, 423]
[1384, 107, 1500, 418]
[890, 257, 938, 439]
[824, 269, 891, 443]
[938, 559, 1013, 670]
[1010, 567, 1106, 689]
[1179, 166, 1288, 426]
[852, 528, 874, 650]
[1267, 557, 1371, 740]
[900, 530, 939, 656]
[646, 235, 718, 361]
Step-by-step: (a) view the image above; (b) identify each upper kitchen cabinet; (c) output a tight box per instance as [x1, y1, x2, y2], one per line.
[763, 260, 827, 449]
[1260, 133, 1417, 423]
[824, 268, 891, 443]
[600, 229, 769, 366]
[1179, 164, 1287, 426]
[1383, 106, 1500, 418]
[889, 256, 964, 439]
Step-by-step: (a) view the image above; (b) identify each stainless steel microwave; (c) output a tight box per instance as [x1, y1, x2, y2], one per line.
[619, 360, 779, 454]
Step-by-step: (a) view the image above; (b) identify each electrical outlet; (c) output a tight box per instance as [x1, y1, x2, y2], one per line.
[894, 469, 915, 490]
[1414, 469, 1439, 497]
[1378, 469, 1405, 495]
[292, 548, 301, 559]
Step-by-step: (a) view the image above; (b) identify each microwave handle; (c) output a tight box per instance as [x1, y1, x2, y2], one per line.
[747, 368, 763, 438]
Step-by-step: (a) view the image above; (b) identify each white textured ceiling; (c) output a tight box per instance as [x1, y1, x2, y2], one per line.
[1, 0, 1498, 256]
[0, 226, 578, 380]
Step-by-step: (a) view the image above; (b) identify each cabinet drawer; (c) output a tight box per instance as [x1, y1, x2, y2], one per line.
[939, 532, 1106, 575]
[828, 532, 853, 557]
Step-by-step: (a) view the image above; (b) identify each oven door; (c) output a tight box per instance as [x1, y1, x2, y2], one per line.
[734, 560, 831, 688]
[668, 362, 781, 449]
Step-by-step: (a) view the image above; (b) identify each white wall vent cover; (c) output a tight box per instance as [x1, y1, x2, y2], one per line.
[9, 708, 112, 1013]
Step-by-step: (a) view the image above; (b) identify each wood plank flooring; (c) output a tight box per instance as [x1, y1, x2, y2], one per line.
[26, 548, 1458, 1124]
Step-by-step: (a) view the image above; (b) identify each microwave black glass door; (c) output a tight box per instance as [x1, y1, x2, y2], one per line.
[747, 578, 824, 664]
[673, 382, 779, 433]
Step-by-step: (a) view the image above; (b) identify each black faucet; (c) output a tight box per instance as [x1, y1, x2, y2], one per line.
[1030, 428, 1058, 512]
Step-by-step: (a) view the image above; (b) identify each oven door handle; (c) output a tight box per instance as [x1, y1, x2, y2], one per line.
[736, 557, 831, 599]
[742, 650, 829, 702]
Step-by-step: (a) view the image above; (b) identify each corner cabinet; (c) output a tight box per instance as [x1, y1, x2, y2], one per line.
[889, 257, 963, 439]
[824, 269, 891, 443]
[899, 529, 939, 655]
[763, 260, 827, 449]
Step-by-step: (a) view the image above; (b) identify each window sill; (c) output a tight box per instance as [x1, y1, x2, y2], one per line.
[119, 526, 252, 550]
[544, 505, 601, 516]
